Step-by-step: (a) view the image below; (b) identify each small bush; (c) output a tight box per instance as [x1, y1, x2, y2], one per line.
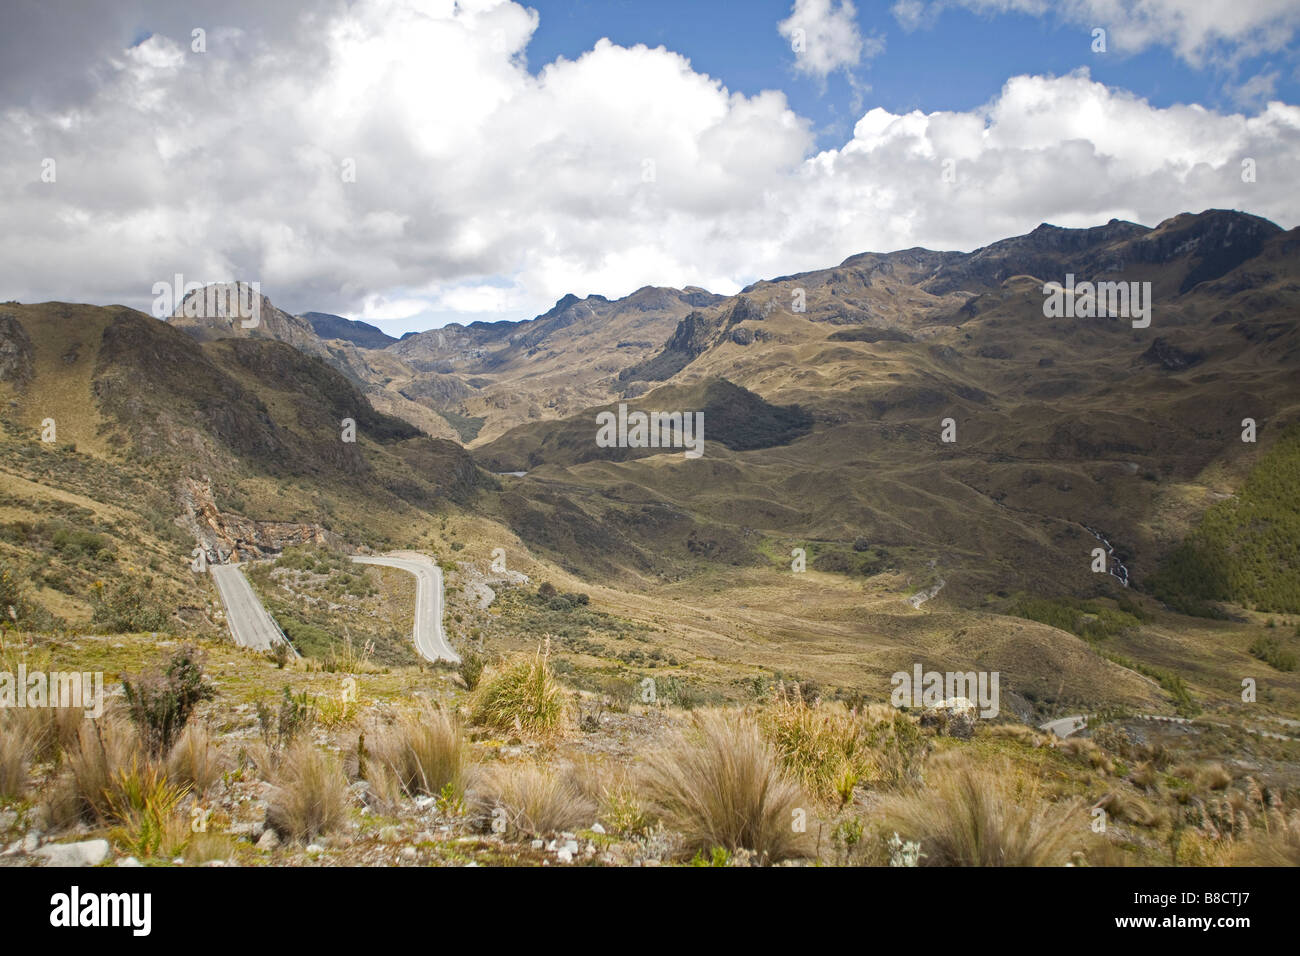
[471, 642, 566, 738]
[122, 644, 215, 756]
[266, 742, 349, 843]
[107, 756, 192, 859]
[90, 576, 170, 633]
[642, 709, 812, 863]
[256, 686, 316, 754]
[458, 651, 486, 691]
[1250, 635, 1297, 672]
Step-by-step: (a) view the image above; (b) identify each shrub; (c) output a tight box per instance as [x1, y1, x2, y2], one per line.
[90, 577, 170, 633]
[122, 644, 216, 755]
[1250, 635, 1297, 672]
[458, 651, 486, 691]
[265, 742, 349, 843]
[875, 755, 1084, 866]
[471, 643, 566, 738]
[642, 709, 812, 863]
[472, 762, 595, 839]
[370, 706, 465, 799]
[256, 686, 316, 754]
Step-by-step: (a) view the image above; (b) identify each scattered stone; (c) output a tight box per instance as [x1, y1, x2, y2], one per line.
[118, 857, 143, 867]
[400, 846, 417, 861]
[531, 839, 544, 850]
[556, 848, 573, 863]
[256, 829, 280, 852]
[590, 822, 606, 835]
[0, 810, 17, 831]
[34, 839, 110, 867]
[22, 833, 40, 853]
[379, 826, 402, 844]
[306, 843, 324, 854]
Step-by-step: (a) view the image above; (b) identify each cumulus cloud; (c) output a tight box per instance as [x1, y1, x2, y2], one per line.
[0, 1, 1296, 330]
[778, 0, 883, 79]
[891, 0, 1300, 67]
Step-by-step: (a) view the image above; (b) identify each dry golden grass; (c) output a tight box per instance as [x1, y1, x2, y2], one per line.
[875, 753, 1085, 866]
[0, 722, 30, 800]
[761, 689, 924, 803]
[166, 723, 225, 795]
[470, 761, 596, 839]
[369, 705, 465, 799]
[266, 741, 350, 844]
[642, 708, 812, 863]
[48, 716, 146, 825]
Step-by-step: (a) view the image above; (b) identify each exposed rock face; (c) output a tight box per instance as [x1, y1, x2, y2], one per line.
[0, 312, 34, 388]
[168, 284, 332, 360]
[180, 477, 340, 562]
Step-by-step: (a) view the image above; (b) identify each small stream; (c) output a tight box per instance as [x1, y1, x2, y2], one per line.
[1082, 524, 1129, 587]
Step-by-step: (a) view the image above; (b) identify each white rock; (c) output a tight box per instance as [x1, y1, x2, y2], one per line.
[379, 826, 401, 844]
[34, 839, 110, 867]
[118, 857, 143, 867]
[256, 829, 280, 851]
[400, 846, 417, 861]
[531, 839, 544, 850]
[590, 822, 606, 835]
[306, 843, 324, 854]
[22, 833, 40, 853]
[563, 839, 579, 855]
[556, 848, 573, 863]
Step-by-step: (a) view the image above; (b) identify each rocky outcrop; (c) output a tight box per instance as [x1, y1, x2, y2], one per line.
[0, 312, 34, 389]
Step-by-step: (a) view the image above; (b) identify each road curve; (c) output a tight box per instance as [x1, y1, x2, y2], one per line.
[210, 563, 295, 654]
[352, 552, 460, 664]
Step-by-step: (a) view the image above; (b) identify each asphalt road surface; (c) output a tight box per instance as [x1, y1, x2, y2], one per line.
[210, 563, 293, 653]
[352, 552, 460, 664]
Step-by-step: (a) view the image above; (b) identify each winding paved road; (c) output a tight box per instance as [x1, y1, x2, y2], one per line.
[210, 563, 294, 654]
[351, 552, 460, 664]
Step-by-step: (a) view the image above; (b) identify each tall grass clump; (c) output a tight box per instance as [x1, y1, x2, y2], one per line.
[642, 708, 812, 863]
[265, 741, 349, 843]
[0, 722, 30, 801]
[875, 755, 1084, 866]
[470, 641, 565, 738]
[472, 762, 595, 839]
[762, 687, 925, 804]
[370, 705, 465, 799]
[166, 723, 224, 794]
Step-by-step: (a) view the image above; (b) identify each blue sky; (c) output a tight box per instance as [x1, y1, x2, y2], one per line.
[524, 0, 1299, 149]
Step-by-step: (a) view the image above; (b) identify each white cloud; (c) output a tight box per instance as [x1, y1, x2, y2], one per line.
[778, 0, 882, 79]
[892, 0, 1300, 67]
[0, 2, 1296, 328]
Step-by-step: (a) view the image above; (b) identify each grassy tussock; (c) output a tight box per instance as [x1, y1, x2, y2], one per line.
[472, 762, 596, 839]
[369, 705, 465, 798]
[643, 708, 812, 863]
[0, 721, 31, 800]
[106, 756, 192, 859]
[875, 754, 1084, 866]
[470, 643, 566, 739]
[761, 689, 925, 803]
[166, 723, 224, 795]
[266, 741, 349, 843]
[5, 706, 85, 764]
[49, 716, 146, 825]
